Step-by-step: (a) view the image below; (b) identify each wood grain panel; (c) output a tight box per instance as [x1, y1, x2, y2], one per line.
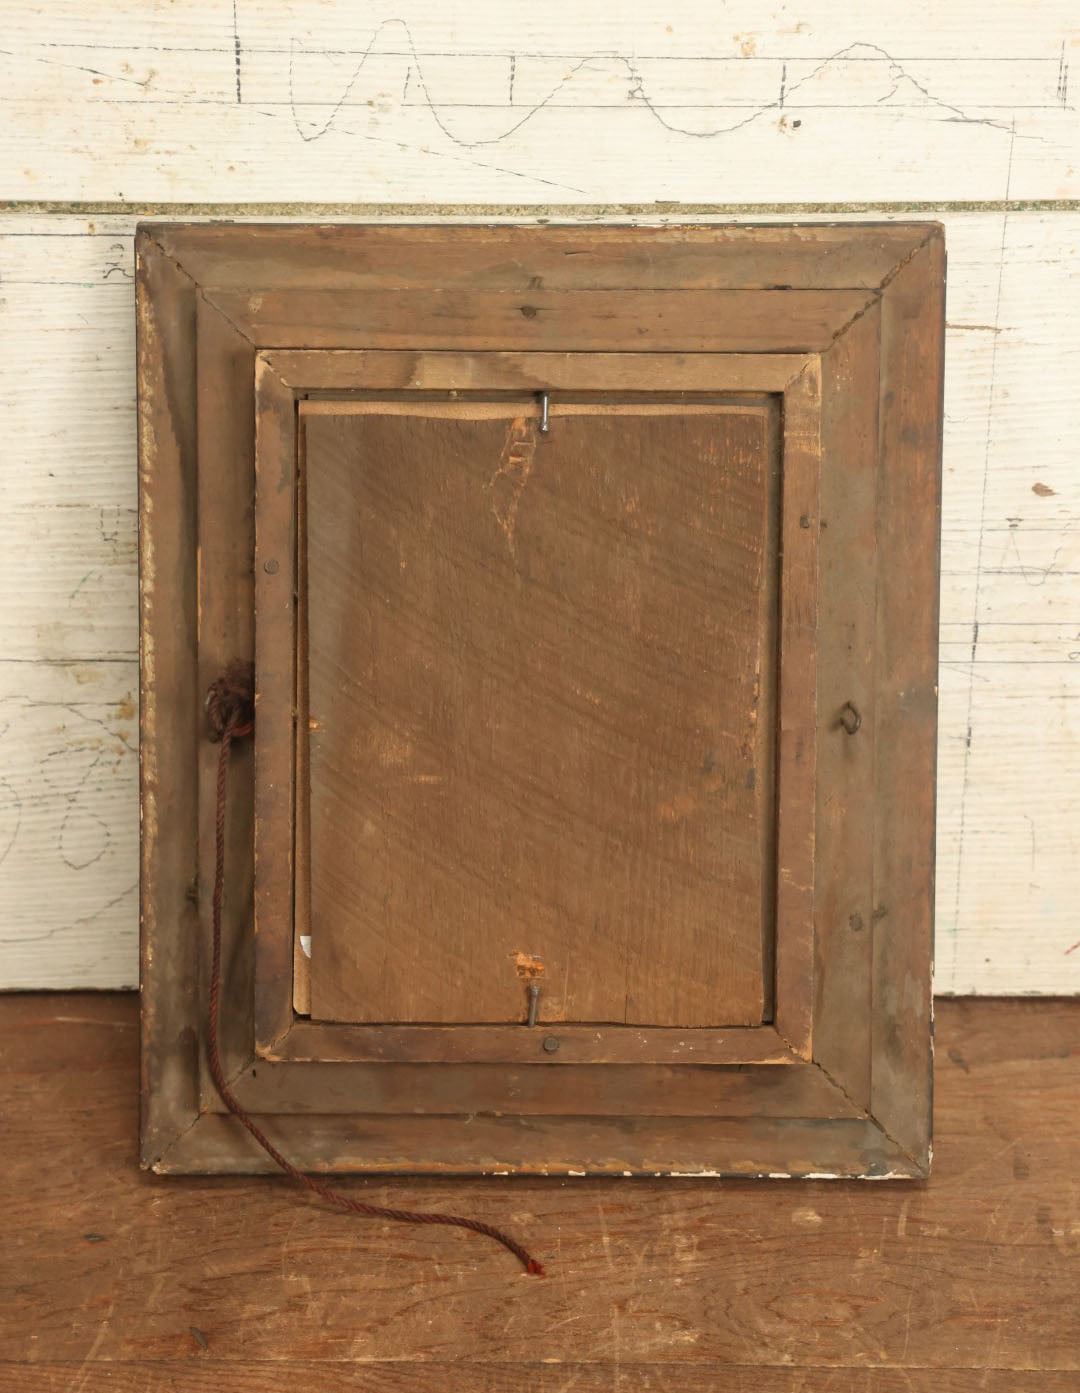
[272, 348, 807, 395]
[158, 1112, 916, 1177]
[216, 1057, 857, 1119]
[5, 1370, 1077, 1393]
[812, 304, 882, 1106]
[193, 294, 258, 1099]
[870, 233, 945, 1167]
[252, 357, 299, 1047]
[304, 402, 778, 1027]
[154, 223, 933, 292]
[771, 361, 820, 1056]
[207, 287, 875, 354]
[271, 1020, 796, 1065]
[4, 1368, 1078, 1393]
[135, 233, 201, 1163]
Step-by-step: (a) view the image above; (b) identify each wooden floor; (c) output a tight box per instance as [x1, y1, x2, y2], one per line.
[1, 995, 1077, 1391]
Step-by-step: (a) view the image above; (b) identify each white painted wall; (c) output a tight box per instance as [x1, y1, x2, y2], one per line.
[1, 2, 1078, 992]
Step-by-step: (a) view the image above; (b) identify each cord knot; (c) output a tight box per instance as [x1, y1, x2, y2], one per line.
[205, 661, 255, 742]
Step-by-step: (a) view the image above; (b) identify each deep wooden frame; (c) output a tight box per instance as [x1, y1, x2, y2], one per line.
[138, 222, 943, 1178]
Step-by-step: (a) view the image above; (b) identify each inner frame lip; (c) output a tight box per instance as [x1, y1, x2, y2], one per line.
[248, 346, 820, 1069]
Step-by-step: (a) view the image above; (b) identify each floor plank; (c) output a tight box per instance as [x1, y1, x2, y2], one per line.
[1, 995, 1077, 1387]
[0, 1365, 1076, 1393]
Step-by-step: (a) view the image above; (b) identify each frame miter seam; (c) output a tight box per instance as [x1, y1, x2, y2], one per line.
[146, 1104, 204, 1173]
[138, 230, 201, 295]
[810, 1055, 926, 1173]
[198, 285, 260, 347]
[822, 230, 939, 355]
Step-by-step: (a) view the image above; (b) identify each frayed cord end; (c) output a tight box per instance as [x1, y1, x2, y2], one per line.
[527, 1259, 546, 1276]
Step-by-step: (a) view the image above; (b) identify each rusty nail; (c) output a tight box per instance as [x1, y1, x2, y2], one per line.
[542, 1035, 560, 1054]
[839, 701, 862, 735]
[263, 558, 279, 575]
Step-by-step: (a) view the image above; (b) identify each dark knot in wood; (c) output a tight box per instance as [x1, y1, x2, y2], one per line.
[838, 701, 862, 736]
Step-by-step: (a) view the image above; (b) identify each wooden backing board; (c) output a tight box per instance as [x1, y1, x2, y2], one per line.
[302, 399, 778, 1028]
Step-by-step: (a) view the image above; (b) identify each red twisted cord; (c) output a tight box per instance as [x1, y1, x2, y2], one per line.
[205, 664, 544, 1276]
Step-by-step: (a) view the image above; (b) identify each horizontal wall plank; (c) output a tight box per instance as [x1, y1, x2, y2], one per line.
[0, 3, 1077, 202]
[0, 660, 138, 988]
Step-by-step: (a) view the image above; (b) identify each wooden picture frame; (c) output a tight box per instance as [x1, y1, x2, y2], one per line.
[138, 222, 943, 1178]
